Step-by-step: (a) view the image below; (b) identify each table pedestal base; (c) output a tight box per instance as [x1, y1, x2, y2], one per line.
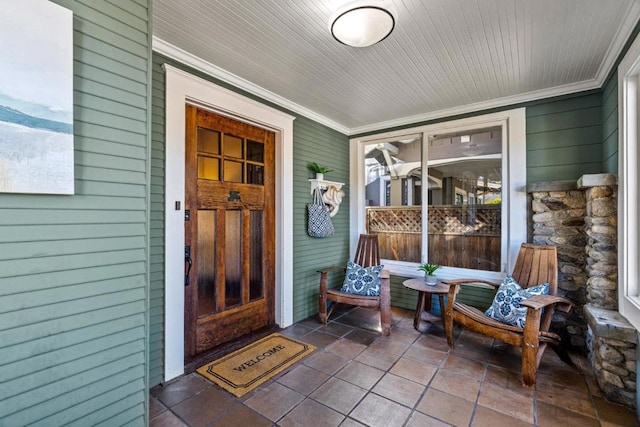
[402, 279, 449, 332]
[413, 291, 446, 330]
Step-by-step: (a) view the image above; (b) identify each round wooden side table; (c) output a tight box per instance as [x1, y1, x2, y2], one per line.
[402, 278, 449, 330]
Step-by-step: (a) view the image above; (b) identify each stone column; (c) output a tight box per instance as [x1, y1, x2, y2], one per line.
[528, 180, 587, 347]
[580, 174, 618, 309]
[579, 174, 637, 409]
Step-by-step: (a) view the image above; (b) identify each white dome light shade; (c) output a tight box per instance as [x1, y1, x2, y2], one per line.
[330, 2, 396, 47]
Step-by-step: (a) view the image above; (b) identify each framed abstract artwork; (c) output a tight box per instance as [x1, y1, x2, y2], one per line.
[0, 0, 74, 194]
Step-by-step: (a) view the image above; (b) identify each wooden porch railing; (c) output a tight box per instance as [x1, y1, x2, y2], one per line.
[366, 205, 501, 271]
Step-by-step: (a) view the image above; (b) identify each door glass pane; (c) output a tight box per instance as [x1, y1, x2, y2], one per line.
[224, 160, 243, 183]
[224, 134, 243, 158]
[246, 140, 264, 162]
[198, 156, 220, 180]
[249, 210, 264, 301]
[247, 164, 264, 185]
[225, 210, 242, 308]
[197, 210, 216, 316]
[197, 127, 220, 154]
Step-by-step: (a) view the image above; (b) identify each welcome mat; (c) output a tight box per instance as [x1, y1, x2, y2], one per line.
[196, 333, 316, 397]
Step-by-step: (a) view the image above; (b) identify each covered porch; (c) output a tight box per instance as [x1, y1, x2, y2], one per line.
[149, 306, 638, 426]
[5, 1, 640, 425]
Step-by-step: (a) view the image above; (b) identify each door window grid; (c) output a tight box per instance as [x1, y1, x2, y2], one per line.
[197, 127, 265, 184]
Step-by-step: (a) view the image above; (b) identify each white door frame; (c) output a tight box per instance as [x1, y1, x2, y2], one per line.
[163, 64, 295, 381]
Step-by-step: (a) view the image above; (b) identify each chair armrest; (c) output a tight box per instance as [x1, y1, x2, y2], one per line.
[319, 265, 346, 295]
[379, 268, 391, 305]
[443, 279, 501, 316]
[442, 279, 496, 308]
[442, 279, 501, 289]
[520, 295, 574, 312]
[317, 265, 346, 274]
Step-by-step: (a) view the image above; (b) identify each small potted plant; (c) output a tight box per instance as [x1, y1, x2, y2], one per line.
[307, 162, 333, 180]
[418, 263, 440, 285]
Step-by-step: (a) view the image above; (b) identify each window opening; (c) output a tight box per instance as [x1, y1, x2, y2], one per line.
[362, 126, 507, 273]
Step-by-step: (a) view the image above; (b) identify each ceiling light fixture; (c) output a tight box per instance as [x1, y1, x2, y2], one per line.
[462, 143, 483, 157]
[329, 1, 396, 47]
[398, 138, 416, 144]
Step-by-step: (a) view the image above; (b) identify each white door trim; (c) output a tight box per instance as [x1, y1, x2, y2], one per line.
[163, 64, 295, 381]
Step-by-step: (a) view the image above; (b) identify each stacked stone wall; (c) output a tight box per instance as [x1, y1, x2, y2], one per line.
[530, 174, 636, 409]
[584, 184, 618, 309]
[529, 183, 588, 347]
[587, 326, 637, 408]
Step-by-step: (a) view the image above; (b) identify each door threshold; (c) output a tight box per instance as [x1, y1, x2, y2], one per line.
[184, 324, 281, 373]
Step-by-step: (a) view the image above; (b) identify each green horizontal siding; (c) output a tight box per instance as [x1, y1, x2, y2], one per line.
[390, 276, 418, 310]
[0, 0, 150, 425]
[292, 115, 350, 321]
[526, 94, 603, 183]
[602, 75, 618, 173]
[525, 126, 601, 151]
[600, 18, 640, 173]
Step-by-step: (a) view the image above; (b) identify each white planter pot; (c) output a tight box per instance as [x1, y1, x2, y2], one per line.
[425, 275, 437, 286]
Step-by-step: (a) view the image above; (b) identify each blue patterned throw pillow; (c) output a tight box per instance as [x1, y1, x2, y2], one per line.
[485, 276, 549, 328]
[340, 261, 384, 296]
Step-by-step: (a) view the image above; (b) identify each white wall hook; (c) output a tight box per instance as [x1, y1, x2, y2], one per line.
[309, 179, 345, 217]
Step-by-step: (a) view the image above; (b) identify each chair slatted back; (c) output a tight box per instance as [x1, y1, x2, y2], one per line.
[511, 243, 559, 333]
[511, 243, 558, 296]
[354, 234, 380, 268]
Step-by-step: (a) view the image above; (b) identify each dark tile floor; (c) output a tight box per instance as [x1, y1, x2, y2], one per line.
[150, 305, 640, 426]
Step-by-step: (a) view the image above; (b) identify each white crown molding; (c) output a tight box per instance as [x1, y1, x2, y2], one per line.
[348, 79, 601, 135]
[152, 36, 350, 135]
[595, 1, 640, 84]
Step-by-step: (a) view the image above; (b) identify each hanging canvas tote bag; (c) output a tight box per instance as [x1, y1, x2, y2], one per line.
[307, 187, 334, 238]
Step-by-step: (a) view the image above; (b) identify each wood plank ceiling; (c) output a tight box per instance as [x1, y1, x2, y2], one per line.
[153, 0, 640, 134]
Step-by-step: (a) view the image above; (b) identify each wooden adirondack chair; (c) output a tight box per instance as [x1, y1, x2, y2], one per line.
[318, 234, 391, 335]
[443, 243, 573, 387]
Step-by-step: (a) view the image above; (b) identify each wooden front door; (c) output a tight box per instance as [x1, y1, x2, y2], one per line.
[184, 105, 275, 359]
